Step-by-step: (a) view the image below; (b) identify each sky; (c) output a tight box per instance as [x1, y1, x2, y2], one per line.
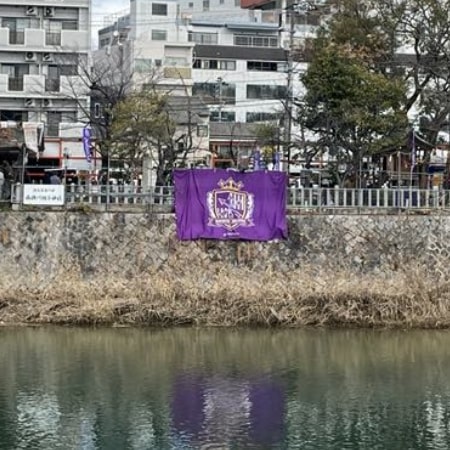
[91, 0, 129, 47]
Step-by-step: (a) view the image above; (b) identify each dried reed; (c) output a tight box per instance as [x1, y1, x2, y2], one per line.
[1, 260, 450, 328]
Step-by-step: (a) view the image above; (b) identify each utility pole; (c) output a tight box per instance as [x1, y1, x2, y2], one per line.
[284, 8, 295, 176]
[216, 77, 223, 122]
[283, 1, 317, 178]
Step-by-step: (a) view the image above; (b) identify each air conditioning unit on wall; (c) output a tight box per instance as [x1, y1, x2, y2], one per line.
[44, 7, 55, 17]
[25, 98, 35, 107]
[26, 6, 38, 16]
[42, 53, 53, 62]
[43, 99, 53, 108]
[25, 52, 36, 62]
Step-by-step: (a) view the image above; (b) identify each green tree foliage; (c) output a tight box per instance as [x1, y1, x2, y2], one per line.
[317, 0, 450, 143]
[301, 37, 408, 183]
[300, 0, 450, 182]
[109, 90, 180, 185]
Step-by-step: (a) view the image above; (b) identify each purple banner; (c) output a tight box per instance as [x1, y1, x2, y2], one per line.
[174, 169, 288, 241]
[82, 127, 92, 163]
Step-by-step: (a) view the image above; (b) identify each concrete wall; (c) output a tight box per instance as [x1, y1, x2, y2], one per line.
[1, 212, 448, 280]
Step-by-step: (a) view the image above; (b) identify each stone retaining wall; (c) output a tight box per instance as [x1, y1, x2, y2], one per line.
[0, 212, 448, 279]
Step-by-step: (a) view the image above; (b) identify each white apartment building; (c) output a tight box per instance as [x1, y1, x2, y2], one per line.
[0, 0, 95, 176]
[98, 5, 307, 123]
[190, 13, 307, 124]
[95, 0, 319, 173]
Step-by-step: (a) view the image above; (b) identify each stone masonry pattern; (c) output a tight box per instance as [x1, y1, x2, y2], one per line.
[0, 212, 448, 283]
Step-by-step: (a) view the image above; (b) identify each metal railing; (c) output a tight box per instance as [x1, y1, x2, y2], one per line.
[45, 32, 61, 46]
[288, 187, 450, 210]
[8, 184, 450, 212]
[8, 77, 24, 91]
[65, 184, 174, 207]
[45, 78, 60, 92]
[9, 31, 24, 45]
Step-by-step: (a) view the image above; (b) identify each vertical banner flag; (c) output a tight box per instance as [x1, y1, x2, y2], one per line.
[22, 122, 39, 153]
[82, 127, 92, 163]
[274, 152, 281, 171]
[174, 169, 288, 241]
[253, 148, 261, 171]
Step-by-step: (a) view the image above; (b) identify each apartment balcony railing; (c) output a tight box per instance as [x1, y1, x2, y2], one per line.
[163, 67, 192, 79]
[46, 124, 59, 137]
[9, 31, 24, 45]
[45, 32, 61, 46]
[8, 77, 24, 91]
[45, 78, 60, 92]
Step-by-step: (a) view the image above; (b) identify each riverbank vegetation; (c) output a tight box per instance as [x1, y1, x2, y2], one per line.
[1, 260, 449, 328]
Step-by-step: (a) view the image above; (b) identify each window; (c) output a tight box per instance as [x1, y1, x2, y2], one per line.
[45, 21, 62, 45]
[235, 0, 240, 5]
[193, 82, 236, 104]
[0, 110, 28, 122]
[165, 56, 188, 66]
[188, 31, 218, 44]
[197, 125, 209, 137]
[94, 103, 102, 118]
[2, 64, 29, 91]
[60, 65, 78, 76]
[220, 60, 236, 70]
[135, 58, 153, 73]
[47, 112, 62, 136]
[2, 18, 39, 45]
[220, 0, 225, 4]
[204, 60, 217, 69]
[99, 37, 110, 48]
[203, 0, 210, 10]
[247, 61, 278, 71]
[151, 30, 167, 41]
[188, 2, 193, 6]
[192, 59, 236, 70]
[246, 84, 286, 100]
[47, 111, 77, 136]
[246, 112, 280, 123]
[152, 3, 168, 15]
[234, 34, 278, 47]
[62, 20, 78, 30]
[154, 59, 162, 66]
[210, 111, 236, 122]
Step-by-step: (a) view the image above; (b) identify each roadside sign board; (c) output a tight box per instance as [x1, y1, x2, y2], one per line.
[23, 184, 65, 206]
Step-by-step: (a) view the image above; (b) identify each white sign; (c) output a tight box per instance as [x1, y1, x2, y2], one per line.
[23, 184, 65, 206]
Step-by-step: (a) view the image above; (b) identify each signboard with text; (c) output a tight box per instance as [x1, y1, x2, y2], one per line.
[23, 184, 65, 206]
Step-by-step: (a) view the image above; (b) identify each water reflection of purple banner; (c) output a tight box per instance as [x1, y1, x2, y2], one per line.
[171, 375, 285, 448]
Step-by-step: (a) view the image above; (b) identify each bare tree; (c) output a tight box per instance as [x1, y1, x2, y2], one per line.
[109, 84, 210, 186]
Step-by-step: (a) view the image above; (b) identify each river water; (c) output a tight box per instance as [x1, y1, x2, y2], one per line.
[1, 328, 450, 449]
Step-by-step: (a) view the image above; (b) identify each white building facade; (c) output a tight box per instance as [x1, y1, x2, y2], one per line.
[0, 0, 94, 174]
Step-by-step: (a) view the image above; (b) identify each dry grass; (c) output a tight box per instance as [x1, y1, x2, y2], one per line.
[1, 260, 450, 328]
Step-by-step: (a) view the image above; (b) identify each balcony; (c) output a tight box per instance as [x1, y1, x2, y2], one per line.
[46, 123, 59, 137]
[61, 31, 90, 52]
[8, 78, 24, 91]
[163, 67, 192, 80]
[9, 31, 24, 45]
[45, 79, 60, 92]
[46, 32, 61, 46]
